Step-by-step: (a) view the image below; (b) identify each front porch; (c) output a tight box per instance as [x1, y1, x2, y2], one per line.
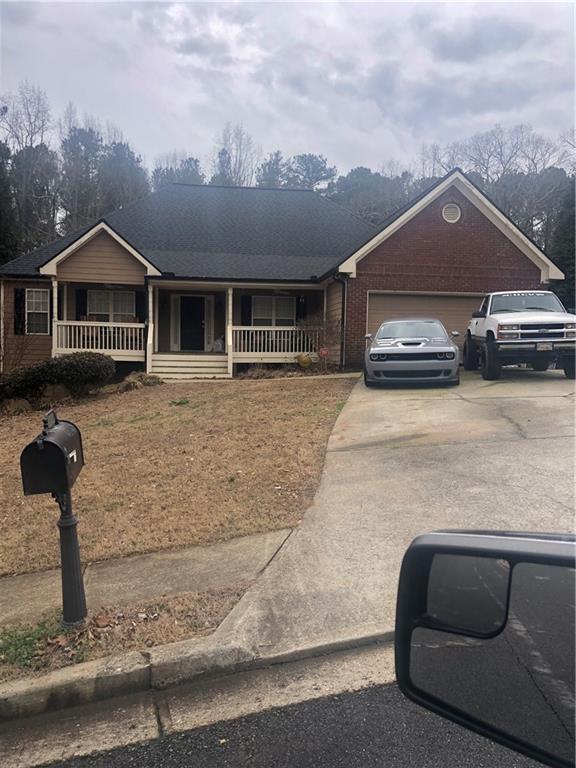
[52, 281, 325, 378]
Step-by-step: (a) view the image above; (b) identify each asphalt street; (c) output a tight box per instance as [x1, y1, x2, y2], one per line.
[47, 683, 539, 768]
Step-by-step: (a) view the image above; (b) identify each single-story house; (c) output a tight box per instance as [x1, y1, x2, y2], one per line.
[0, 168, 564, 378]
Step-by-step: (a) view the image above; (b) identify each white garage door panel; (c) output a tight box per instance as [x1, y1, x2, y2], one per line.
[367, 293, 483, 350]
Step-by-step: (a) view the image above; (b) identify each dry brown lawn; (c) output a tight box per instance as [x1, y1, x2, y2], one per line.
[0, 585, 248, 683]
[0, 377, 355, 577]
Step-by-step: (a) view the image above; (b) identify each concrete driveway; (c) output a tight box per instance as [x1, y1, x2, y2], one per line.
[220, 369, 575, 659]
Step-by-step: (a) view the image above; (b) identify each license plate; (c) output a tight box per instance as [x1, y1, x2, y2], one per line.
[536, 343, 553, 351]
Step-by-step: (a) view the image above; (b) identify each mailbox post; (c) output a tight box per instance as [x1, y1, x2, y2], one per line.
[20, 410, 87, 625]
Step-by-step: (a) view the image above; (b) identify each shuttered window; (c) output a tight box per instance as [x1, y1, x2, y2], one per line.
[26, 288, 50, 334]
[252, 296, 296, 326]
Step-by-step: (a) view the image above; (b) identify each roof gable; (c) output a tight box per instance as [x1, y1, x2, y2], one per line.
[38, 221, 161, 277]
[337, 169, 564, 283]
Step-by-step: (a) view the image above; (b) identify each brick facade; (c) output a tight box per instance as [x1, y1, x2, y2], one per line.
[343, 187, 543, 368]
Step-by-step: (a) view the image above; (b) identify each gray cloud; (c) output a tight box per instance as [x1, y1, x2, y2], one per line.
[1, 2, 572, 171]
[430, 16, 533, 61]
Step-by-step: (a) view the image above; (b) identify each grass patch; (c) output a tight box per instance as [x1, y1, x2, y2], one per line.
[0, 615, 61, 670]
[0, 586, 248, 683]
[170, 397, 190, 407]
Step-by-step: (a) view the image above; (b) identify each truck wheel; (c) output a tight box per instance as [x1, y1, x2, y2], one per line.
[562, 357, 576, 380]
[462, 338, 479, 371]
[531, 361, 549, 372]
[481, 342, 502, 380]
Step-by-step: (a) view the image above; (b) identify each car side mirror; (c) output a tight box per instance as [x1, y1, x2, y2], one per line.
[365, 333, 373, 341]
[471, 311, 485, 319]
[450, 330, 460, 337]
[395, 531, 575, 768]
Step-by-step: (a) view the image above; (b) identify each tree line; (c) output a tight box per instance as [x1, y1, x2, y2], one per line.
[1, 82, 573, 305]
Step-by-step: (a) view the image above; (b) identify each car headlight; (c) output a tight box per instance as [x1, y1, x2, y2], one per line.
[566, 330, 576, 338]
[369, 353, 379, 362]
[445, 351, 455, 360]
[498, 324, 521, 339]
[566, 323, 576, 330]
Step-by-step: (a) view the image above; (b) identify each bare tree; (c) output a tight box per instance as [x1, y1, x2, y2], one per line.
[210, 122, 260, 186]
[0, 82, 51, 151]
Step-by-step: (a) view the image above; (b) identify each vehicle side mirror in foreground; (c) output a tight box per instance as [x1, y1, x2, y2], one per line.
[395, 531, 575, 768]
[365, 333, 373, 342]
[471, 311, 485, 318]
[451, 330, 460, 337]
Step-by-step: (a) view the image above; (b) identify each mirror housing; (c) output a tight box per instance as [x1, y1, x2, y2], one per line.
[471, 311, 485, 319]
[451, 330, 460, 337]
[365, 333, 373, 342]
[395, 531, 575, 768]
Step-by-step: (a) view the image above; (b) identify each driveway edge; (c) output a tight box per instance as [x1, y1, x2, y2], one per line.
[0, 629, 394, 723]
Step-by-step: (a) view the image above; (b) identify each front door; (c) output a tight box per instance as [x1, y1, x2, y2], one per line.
[180, 296, 205, 350]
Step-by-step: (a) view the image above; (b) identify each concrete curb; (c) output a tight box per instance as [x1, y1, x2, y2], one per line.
[0, 628, 394, 723]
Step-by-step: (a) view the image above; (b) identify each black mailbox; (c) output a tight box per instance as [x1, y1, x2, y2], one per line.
[20, 410, 84, 496]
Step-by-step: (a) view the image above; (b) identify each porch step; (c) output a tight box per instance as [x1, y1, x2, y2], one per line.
[150, 353, 230, 380]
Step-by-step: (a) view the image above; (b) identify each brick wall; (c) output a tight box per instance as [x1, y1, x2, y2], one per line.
[344, 188, 543, 367]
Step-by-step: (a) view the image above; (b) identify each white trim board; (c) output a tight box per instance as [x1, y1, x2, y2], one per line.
[338, 170, 564, 283]
[39, 222, 161, 277]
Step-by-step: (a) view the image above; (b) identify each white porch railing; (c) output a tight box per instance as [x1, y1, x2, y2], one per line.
[55, 321, 146, 360]
[232, 326, 319, 361]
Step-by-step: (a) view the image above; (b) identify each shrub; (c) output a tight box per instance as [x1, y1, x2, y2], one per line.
[117, 371, 163, 393]
[52, 353, 115, 396]
[0, 353, 115, 401]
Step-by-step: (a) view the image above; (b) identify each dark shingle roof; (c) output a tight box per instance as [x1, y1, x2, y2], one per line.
[0, 184, 377, 282]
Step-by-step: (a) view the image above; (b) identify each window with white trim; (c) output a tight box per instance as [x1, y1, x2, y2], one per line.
[252, 296, 296, 326]
[26, 288, 50, 334]
[87, 290, 135, 323]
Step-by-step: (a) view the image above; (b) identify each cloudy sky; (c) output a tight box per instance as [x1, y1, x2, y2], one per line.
[1, 1, 573, 172]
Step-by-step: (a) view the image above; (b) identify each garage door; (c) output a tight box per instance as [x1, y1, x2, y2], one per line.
[367, 293, 483, 351]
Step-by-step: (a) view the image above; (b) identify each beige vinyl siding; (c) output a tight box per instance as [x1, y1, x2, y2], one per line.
[57, 232, 146, 285]
[325, 280, 343, 364]
[367, 293, 483, 352]
[1, 280, 52, 372]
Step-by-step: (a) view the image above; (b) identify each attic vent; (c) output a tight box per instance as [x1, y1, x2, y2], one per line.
[442, 203, 461, 223]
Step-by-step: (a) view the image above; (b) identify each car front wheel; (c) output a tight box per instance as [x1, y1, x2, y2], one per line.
[364, 369, 376, 388]
[462, 338, 479, 371]
[481, 342, 502, 380]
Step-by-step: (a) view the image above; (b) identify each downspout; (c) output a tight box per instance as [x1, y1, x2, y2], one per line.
[333, 273, 348, 370]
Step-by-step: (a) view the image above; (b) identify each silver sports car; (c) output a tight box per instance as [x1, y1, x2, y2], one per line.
[364, 317, 460, 386]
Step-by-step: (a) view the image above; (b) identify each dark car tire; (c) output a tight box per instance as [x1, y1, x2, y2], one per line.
[562, 357, 576, 380]
[462, 337, 479, 371]
[531, 360, 549, 372]
[363, 369, 376, 387]
[481, 342, 502, 381]
[449, 371, 461, 386]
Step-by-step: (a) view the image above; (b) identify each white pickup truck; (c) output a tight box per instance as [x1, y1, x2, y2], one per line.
[462, 290, 576, 380]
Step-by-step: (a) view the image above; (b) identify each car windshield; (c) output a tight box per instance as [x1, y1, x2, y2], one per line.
[376, 320, 447, 339]
[490, 293, 564, 313]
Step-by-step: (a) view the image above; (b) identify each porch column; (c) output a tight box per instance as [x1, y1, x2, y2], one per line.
[146, 282, 154, 373]
[51, 277, 58, 357]
[227, 287, 234, 377]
